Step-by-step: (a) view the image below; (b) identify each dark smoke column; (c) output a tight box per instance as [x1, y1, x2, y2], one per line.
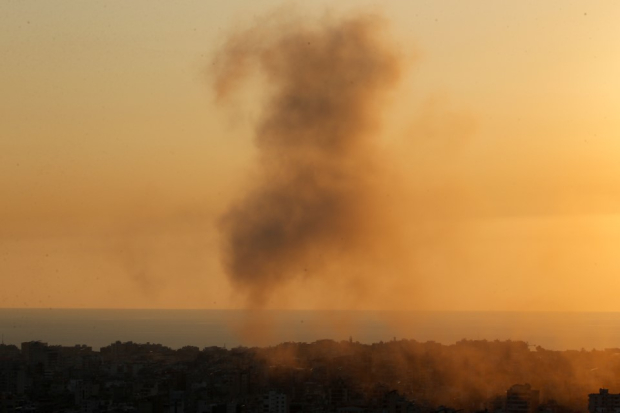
[213, 14, 401, 307]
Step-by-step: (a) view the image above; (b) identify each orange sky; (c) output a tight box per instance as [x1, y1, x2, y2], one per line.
[1, 1, 620, 310]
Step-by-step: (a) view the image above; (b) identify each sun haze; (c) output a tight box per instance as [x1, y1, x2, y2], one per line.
[1, 1, 620, 311]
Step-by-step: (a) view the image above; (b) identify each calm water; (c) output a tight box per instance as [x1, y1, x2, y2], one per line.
[1, 309, 619, 351]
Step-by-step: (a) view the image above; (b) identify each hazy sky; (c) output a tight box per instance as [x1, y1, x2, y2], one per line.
[2, 1, 620, 310]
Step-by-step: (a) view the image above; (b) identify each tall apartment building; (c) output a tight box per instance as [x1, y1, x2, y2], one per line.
[506, 384, 539, 413]
[263, 391, 287, 413]
[589, 388, 620, 413]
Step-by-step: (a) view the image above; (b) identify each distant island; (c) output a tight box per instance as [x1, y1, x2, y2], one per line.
[1, 339, 618, 412]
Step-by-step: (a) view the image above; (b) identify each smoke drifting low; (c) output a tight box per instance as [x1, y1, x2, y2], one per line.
[213, 14, 404, 307]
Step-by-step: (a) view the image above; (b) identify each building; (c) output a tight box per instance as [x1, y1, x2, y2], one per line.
[21, 341, 49, 367]
[505, 384, 539, 413]
[589, 389, 620, 413]
[264, 391, 288, 413]
[328, 378, 349, 407]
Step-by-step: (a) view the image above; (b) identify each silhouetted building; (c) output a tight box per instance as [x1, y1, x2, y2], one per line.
[506, 384, 539, 413]
[21, 341, 48, 367]
[589, 389, 620, 413]
[328, 378, 349, 406]
[382, 390, 417, 413]
[264, 391, 288, 413]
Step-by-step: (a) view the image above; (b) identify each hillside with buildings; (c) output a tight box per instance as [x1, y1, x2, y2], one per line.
[1, 339, 619, 413]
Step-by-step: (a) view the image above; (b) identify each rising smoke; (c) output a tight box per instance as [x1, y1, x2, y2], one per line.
[212, 14, 405, 307]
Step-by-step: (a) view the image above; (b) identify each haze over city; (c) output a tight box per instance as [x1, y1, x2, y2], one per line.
[2, 0, 620, 312]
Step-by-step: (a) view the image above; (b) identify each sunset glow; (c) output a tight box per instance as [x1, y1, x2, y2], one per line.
[2, 1, 620, 310]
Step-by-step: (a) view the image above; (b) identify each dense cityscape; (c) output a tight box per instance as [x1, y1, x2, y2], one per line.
[1, 339, 619, 413]
[4, 1, 620, 413]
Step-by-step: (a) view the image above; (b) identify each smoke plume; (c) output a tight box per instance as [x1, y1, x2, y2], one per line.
[213, 14, 403, 307]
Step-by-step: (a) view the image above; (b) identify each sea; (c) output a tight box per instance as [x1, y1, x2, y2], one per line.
[1, 309, 620, 351]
